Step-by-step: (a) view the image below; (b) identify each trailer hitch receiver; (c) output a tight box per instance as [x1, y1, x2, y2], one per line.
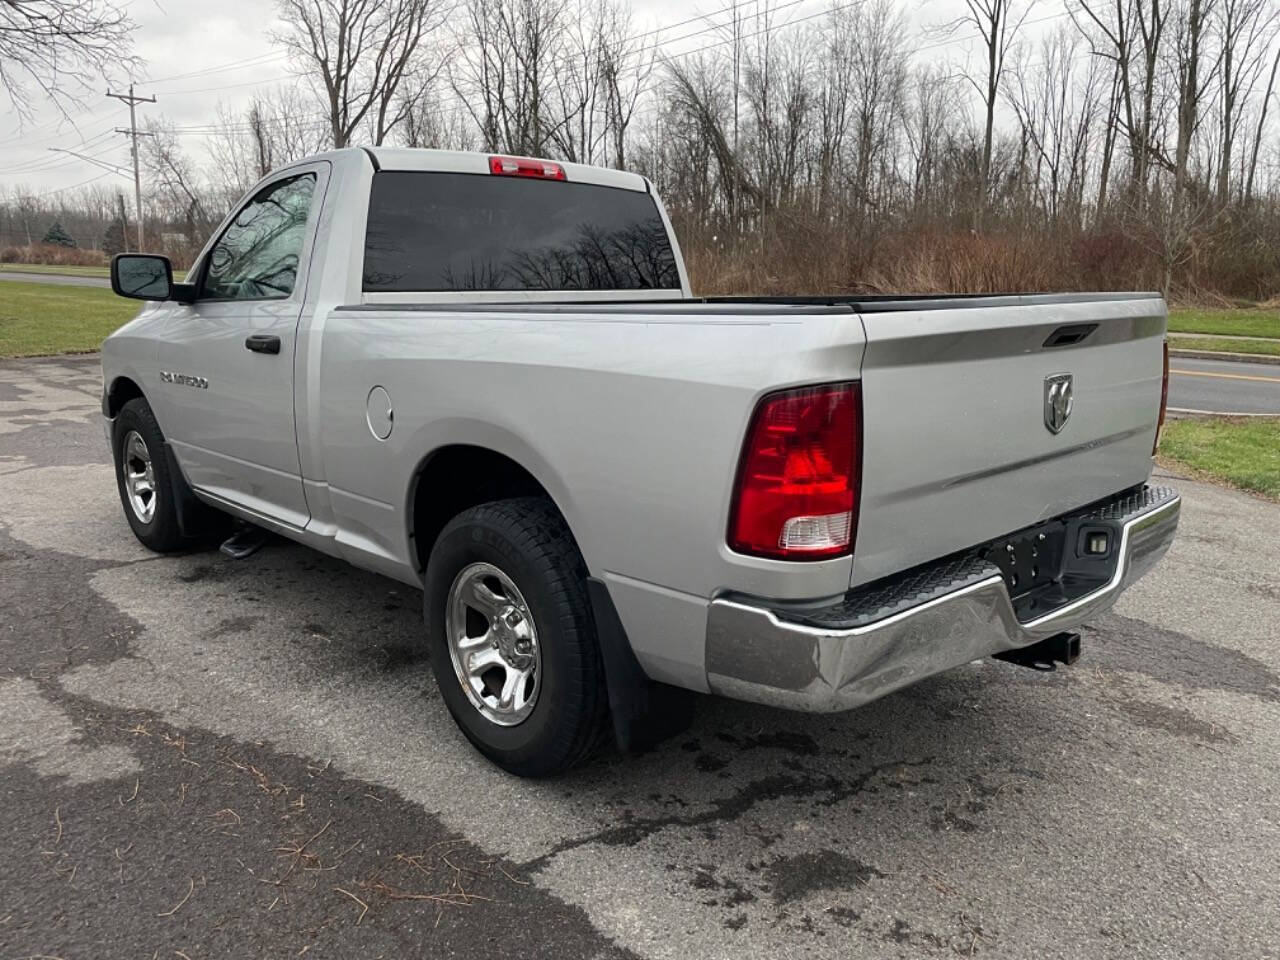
[993, 632, 1081, 672]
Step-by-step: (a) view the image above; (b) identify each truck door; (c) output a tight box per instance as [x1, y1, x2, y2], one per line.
[156, 162, 329, 529]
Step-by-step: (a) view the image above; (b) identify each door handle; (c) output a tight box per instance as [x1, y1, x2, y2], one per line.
[245, 334, 281, 355]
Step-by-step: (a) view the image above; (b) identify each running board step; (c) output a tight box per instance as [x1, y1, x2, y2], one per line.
[219, 524, 269, 560]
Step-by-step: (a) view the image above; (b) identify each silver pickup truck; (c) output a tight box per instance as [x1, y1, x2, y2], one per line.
[102, 147, 1179, 776]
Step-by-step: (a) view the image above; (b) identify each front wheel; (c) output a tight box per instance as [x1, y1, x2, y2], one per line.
[111, 397, 186, 553]
[424, 497, 609, 777]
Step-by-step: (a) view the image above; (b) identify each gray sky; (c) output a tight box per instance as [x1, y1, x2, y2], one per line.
[0, 0, 982, 197]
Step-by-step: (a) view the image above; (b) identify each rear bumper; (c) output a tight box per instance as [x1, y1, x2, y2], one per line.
[705, 485, 1180, 712]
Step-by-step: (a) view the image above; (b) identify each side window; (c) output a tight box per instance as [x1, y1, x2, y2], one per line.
[200, 173, 316, 301]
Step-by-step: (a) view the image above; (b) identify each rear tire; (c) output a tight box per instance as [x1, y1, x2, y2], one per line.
[111, 397, 186, 553]
[424, 497, 609, 777]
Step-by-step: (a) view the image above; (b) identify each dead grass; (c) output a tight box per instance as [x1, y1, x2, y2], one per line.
[0, 243, 107, 268]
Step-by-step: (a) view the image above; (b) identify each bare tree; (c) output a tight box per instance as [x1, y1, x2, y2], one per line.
[1215, 0, 1277, 201]
[903, 65, 961, 217]
[453, 0, 566, 155]
[1244, 43, 1280, 202]
[275, 0, 445, 148]
[742, 5, 814, 215]
[209, 87, 331, 199]
[666, 52, 760, 228]
[940, 0, 1037, 227]
[140, 121, 218, 261]
[597, 0, 653, 169]
[1075, 0, 1169, 208]
[1171, 0, 1216, 204]
[402, 95, 478, 149]
[844, 0, 909, 228]
[0, 0, 135, 116]
[545, 4, 606, 162]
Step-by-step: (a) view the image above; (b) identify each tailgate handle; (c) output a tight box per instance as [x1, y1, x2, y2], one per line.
[245, 334, 281, 355]
[1043, 324, 1098, 348]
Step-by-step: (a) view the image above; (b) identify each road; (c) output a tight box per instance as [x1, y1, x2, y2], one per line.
[0, 270, 110, 288]
[2, 266, 1279, 415]
[2, 355, 1278, 960]
[1168, 355, 1280, 415]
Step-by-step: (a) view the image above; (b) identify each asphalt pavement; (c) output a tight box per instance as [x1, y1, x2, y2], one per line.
[0, 271, 111, 288]
[2, 356, 1280, 960]
[1168, 356, 1280, 415]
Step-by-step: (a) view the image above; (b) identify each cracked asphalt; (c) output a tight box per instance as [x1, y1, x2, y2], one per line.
[1, 354, 1278, 960]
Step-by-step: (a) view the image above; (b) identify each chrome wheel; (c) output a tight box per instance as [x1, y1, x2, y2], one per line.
[446, 562, 541, 726]
[121, 430, 157, 524]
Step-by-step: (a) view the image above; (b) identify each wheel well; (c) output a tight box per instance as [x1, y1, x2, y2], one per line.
[106, 376, 145, 418]
[409, 445, 558, 573]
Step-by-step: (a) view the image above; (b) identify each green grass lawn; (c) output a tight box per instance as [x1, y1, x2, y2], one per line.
[1160, 417, 1280, 500]
[0, 262, 109, 278]
[0, 281, 137, 357]
[0, 263, 186, 280]
[1171, 335, 1280, 357]
[1167, 308, 1280, 339]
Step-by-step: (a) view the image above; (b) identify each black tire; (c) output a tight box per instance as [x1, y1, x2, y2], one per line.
[111, 397, 186, 553]
[424, 497, 609, 777]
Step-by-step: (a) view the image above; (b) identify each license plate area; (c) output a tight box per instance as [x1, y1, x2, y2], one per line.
[983, 521, 1068, 598]
[985, 511, 1126, 622]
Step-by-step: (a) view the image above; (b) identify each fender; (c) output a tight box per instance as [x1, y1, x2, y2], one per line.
[401, 416, 591, 569]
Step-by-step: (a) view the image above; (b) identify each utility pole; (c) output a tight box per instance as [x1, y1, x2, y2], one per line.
[107, 83, 156, 250]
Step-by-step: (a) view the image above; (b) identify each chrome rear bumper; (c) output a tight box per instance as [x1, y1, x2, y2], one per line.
[705, 485, 1180, 712]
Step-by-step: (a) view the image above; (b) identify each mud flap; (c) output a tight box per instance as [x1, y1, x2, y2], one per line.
[162, 442, 226, 542]
[586, 576, 696, 753]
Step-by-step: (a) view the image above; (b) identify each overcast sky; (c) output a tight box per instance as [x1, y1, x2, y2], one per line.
[0, 0, 986, 197]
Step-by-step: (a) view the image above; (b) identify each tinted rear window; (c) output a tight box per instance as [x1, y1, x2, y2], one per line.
[363, 171, 680, 292]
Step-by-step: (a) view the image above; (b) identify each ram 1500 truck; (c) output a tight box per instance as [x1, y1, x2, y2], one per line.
[103, 147, 1180, 776]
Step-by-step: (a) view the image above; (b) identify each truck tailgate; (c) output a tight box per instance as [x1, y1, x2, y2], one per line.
[851, 296, 1166, 587]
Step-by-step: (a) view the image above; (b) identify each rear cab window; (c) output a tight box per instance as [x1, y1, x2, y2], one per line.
[362, 171, 680, 293]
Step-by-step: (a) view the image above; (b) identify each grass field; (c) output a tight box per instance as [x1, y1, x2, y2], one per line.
[0, 263, 109, 278]
[1160, 417, 1280, 500]
[1167, 308, 1280, 339]
[1171, 335, 1280, 357]
[0, 263, 187, 281]
[0, 281, 136, 357]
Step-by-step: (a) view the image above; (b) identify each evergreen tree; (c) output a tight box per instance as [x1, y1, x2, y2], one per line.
[102, 218, 127, 257]
[42, 221, 76, 248]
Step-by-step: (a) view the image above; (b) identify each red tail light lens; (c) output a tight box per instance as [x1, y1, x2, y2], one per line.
[1154, 338, 1169, 455]
[729, 382, 862, 560]
[488, 155, 567, 180]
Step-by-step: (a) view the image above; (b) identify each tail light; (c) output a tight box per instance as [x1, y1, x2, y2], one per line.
[1154, 338, 1169, 455]
[488, 155, 566, 180]
[728, 382, 862, 560]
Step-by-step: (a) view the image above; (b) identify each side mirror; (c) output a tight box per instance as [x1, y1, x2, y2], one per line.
[112, 254, 173, 301]
[111, 254, 197, 303]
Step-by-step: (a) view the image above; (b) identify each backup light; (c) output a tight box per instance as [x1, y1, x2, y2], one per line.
[728, 382, 862, 560]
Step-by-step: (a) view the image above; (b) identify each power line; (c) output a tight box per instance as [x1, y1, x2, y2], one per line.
[152, 72, 305, 97]
[48, 147, 131, 178]
[0, 130, 121, 175]
[155, 1, 813, 115]
[3, 0, 1094, 194]
[28, 171, 116, 199]
[0, 109, 128, 150]
[147, 51, 291, 85]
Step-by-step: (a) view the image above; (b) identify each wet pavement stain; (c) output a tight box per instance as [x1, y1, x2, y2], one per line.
[765, 849, 887, 904]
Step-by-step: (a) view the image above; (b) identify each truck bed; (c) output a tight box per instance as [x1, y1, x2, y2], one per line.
[339, 291, 1159, 314]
